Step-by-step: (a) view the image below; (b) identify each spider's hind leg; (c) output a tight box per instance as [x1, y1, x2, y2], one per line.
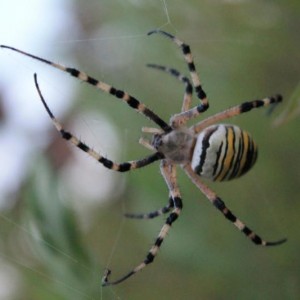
[193, 95, 283, 133]
[183, 164, 287, 246]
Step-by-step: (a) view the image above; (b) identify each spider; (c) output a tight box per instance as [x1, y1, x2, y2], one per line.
[1, 30, 286, 286]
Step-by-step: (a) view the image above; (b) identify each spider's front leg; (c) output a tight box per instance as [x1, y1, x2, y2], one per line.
[1, 44, 172, 132]
[183, 164, 286, 246]
[102, 161, 183, 286]
[34, 74, 164, 172]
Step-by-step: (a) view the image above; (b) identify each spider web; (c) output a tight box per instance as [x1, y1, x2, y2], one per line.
[0, 1, 293, 299]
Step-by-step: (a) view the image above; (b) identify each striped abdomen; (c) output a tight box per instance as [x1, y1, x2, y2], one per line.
[191, 124, 258, 181]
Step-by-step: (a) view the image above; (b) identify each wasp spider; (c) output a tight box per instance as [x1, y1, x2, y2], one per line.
[1, 30, 286, 286]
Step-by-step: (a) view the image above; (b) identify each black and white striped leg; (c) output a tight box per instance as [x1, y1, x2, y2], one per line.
[146, 63, 193, 115]
[193, 95, 283, 134]
[34, 74, 164, 172]
[148, 30, 209, 115]
[102, 161, 182, 286]
[183, 164, 286, 246]
[125, 196, 173, 220]
[1, 44, 172, 132]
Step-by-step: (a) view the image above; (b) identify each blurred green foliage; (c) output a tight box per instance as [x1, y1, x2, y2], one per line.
[24, 159, 99, 300]
[274, 81, 300, 126]
[1, 1, 300, 299]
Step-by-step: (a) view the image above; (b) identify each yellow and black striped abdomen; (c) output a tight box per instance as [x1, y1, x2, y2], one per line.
[191, 124, 258, 181]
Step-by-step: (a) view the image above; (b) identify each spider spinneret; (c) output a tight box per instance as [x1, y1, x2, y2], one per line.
[0, 29, 286, 287]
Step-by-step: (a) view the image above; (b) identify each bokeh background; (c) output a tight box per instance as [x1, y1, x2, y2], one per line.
[0, 1, 299, 299]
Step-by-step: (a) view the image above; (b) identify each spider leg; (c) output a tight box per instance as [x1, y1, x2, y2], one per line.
[146, 64, 193, 115]
[102, 160, 182, 286]
[1, 44, 172, 132]
[124, 196, 173, 219]
[34, 74, 164, 172]
[183, 164, 286, 246]
[193, 95, 283, 134]
[148, 30, 209, 123]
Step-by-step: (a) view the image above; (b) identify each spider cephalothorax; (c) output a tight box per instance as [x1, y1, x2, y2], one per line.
[151, 127, 195, 163]
[1, 30, 286, 287]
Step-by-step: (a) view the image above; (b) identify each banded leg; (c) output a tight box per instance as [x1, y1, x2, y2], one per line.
[148, 30, 209, 122]
[34, 74, 164, 172]
[193, 95, 283, 134]
[1, 44, 172, 132]
[183, 164, 286, 246]
[125, 196, 173, 220]
[102, 161, 182, 286]
[146, 63, 193, 114]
